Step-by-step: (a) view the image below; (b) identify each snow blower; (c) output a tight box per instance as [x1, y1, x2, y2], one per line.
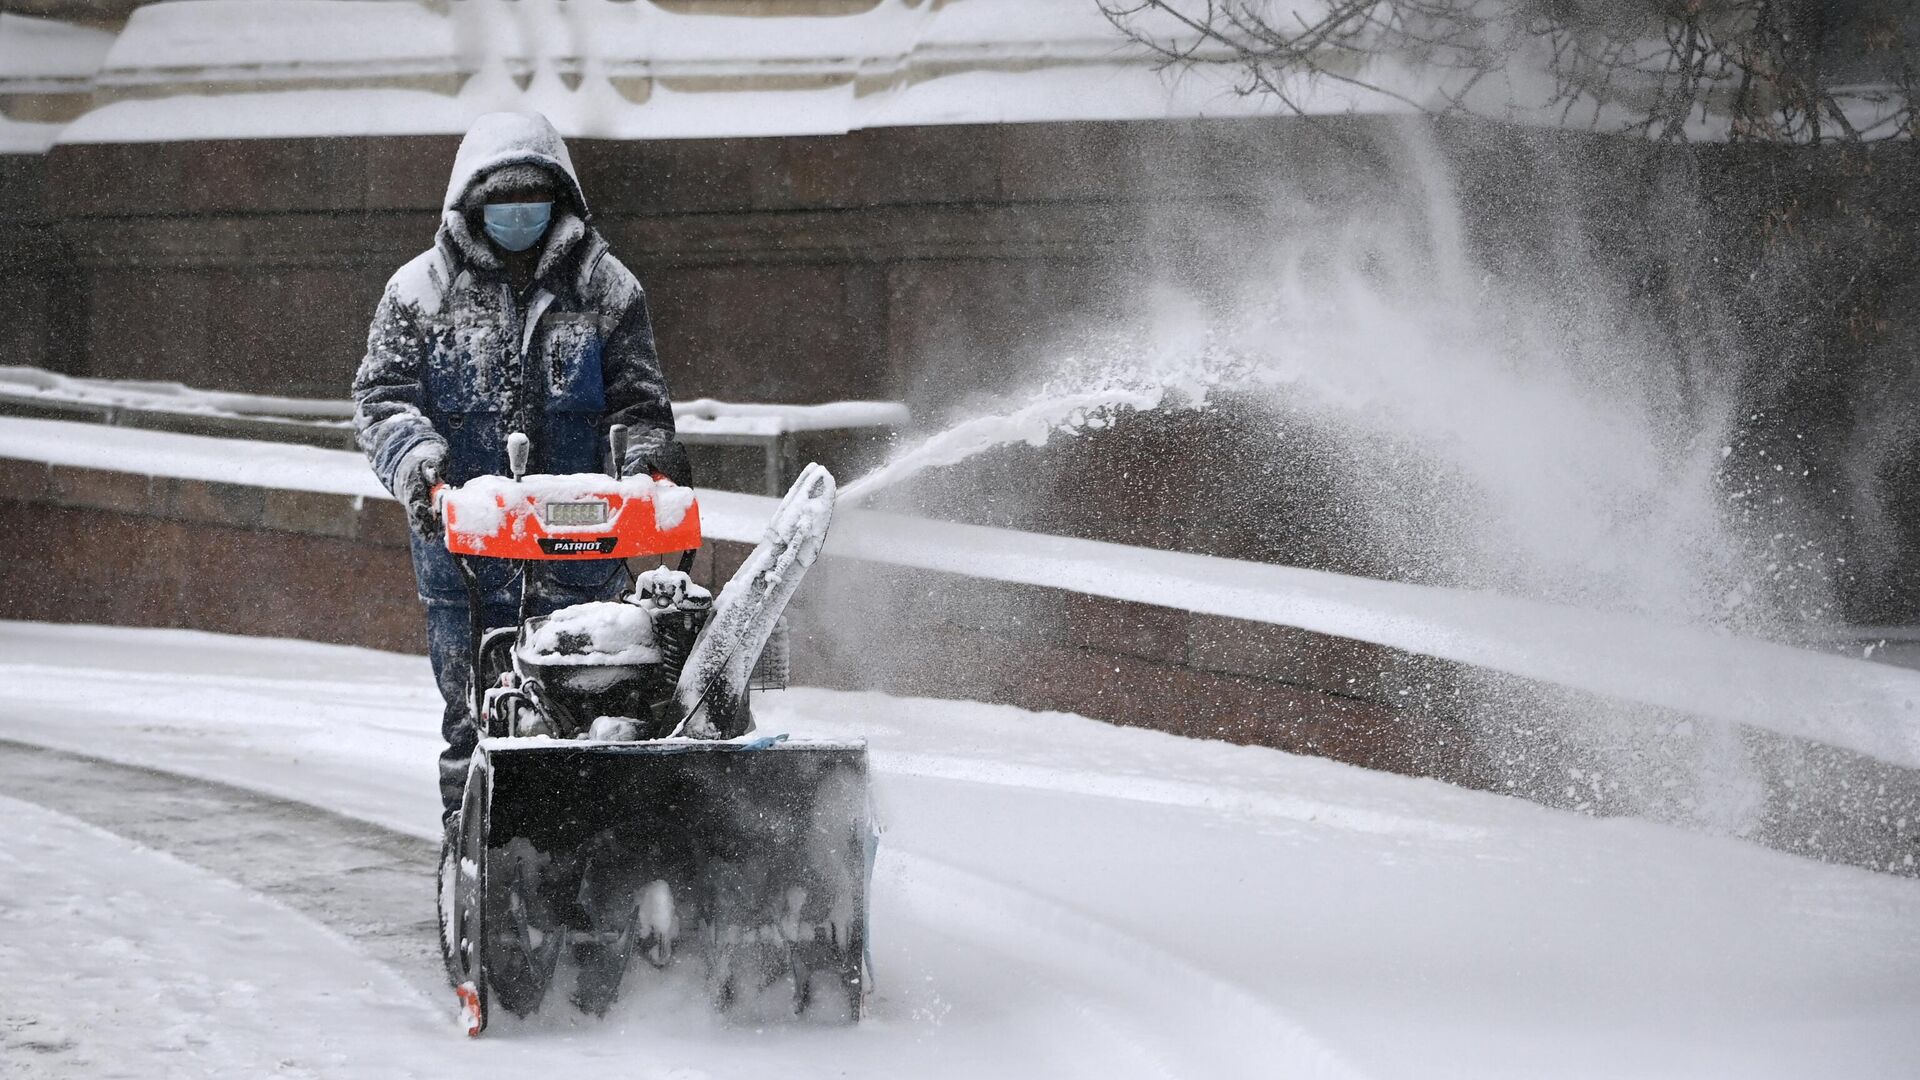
[435, 427, 873, 1037]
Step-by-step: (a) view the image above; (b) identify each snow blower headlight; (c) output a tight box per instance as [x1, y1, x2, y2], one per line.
[544, 500, 609, 527]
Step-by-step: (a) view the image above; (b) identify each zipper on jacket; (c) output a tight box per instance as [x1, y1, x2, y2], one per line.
[502, 282, 558, 469]
[501, 283, 525, 443]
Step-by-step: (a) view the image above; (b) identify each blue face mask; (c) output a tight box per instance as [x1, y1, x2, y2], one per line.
[482, 201, 552, 253]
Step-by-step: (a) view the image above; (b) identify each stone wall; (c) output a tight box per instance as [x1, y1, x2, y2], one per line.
[17, 118, 1345, 406]
[0, 458, 423, 652]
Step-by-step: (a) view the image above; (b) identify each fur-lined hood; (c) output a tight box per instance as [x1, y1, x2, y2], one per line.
[439, 111, 592, 278]
[442, 111, 589, 217]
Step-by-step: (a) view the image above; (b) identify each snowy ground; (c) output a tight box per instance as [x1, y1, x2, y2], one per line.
[0, 620, 1916, 1079]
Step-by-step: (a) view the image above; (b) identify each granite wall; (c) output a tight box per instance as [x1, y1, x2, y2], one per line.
[12, 118, 1345, 404]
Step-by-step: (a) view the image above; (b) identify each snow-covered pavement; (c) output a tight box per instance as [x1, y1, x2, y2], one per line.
[0, 794, 457, 1079]
[0, 620, 1915, 1079]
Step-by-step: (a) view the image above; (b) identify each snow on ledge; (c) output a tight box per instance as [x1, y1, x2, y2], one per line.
[3, 413, 1917, 771]
[0, 14, 114, 86]
[0, 367, 906, 437]
[0, 415, 385, 499]
[51, 0, 1369, 145]
[0, 366, 354, 423]
[672, 398, 909, 437]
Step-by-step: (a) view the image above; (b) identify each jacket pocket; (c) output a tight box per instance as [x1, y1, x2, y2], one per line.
[428, 323, 508, 414]
[438, 410, 508, 484]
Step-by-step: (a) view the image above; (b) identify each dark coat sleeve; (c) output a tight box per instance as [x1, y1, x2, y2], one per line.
[593, 255, 688, 483]
[352, 270, 449, 498]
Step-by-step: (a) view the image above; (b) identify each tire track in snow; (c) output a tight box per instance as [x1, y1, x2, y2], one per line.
[0, 738, 447, 1000]
[0, 793, 454, 1079]
[881, 844, 1374, 1080]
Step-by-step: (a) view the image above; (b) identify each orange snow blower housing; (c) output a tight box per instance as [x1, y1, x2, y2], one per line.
[439, 471, 703, 562]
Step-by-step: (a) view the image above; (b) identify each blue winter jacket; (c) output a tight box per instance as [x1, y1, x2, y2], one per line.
[351, 112, 678, 603]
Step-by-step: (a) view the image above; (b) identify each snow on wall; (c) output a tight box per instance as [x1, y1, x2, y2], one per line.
[0, 13, 114, 152]
[0, 116, 64, 155]
[15, 2, 1873, 149]
[0, 13, 115, 86]
[4, 412, 1917, 772]
[97, 0, 457, 80]
[673, 398, 909, 438]
[50, 0, 1394, 145]
[0, 415, 387, 500]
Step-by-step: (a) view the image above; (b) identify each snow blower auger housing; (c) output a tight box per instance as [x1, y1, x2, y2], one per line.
[436, 427, 872, 1038]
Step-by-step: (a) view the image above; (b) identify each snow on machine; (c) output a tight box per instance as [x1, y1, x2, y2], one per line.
[435, 427, 873, 1037]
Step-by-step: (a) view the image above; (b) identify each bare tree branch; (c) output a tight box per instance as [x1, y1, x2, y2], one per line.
[1098, 0, 1915, 145]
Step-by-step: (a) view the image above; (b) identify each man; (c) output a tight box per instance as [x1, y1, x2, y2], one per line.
[352, 111, 691, 823]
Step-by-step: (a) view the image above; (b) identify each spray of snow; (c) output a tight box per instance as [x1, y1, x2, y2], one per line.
[834, 122, 1846, 836]
[841, 330, 1239, 506]
[635, 879, 678, 966]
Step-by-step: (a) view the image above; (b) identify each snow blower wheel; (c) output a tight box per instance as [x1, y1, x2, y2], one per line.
[440, 760, 492, 1036]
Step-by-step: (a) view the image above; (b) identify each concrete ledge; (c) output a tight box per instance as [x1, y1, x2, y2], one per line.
[0, 453, 1454, 782]
[7, 460, 409, 547]
[0, 500, 423, 653]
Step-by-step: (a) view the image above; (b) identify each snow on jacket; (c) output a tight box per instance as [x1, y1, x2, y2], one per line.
[352, 111, 675, 601]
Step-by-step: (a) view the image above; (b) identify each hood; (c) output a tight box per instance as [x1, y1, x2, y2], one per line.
[442, 111, 589, 218]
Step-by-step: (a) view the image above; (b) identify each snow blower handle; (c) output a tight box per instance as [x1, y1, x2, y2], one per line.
[608, 424, 629, 481]
[507, 431, 530, 479]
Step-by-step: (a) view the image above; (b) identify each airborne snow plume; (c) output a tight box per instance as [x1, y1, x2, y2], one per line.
[841, 121, 1840, 835]
[841, 318, 1240, 507]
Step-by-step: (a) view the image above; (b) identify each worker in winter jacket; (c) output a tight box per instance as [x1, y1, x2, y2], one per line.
[351, 111, 691, 823]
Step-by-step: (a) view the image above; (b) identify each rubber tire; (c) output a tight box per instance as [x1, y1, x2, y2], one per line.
[437, 837, 462, 989]
[441, 764, 491, 1034]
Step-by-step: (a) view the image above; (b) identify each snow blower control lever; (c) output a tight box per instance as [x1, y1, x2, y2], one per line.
[608, 423, 629, 480]
[506, 431, 529, 479]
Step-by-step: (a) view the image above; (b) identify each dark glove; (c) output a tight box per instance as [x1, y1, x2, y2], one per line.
[624, 435, 693, 489]
[396, 444, 447, 539]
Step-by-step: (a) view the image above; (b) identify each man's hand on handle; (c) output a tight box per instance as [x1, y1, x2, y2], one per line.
[398, 444, 448, 540]
[624, 435, 693, 488]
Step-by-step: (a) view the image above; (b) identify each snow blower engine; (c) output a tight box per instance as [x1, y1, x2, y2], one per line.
[435, 426, 873, 1037]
